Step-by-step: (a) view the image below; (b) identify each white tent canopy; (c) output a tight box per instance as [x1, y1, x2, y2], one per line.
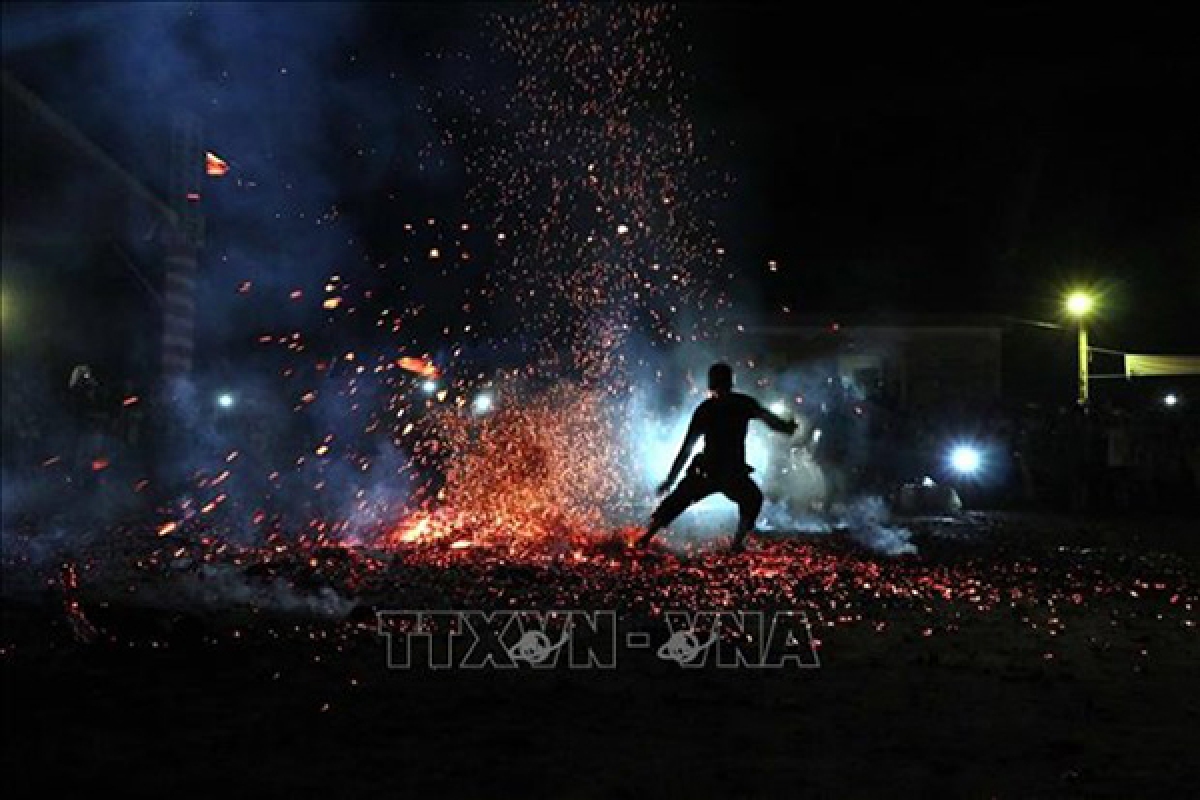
[1124, 354, 1200, 378]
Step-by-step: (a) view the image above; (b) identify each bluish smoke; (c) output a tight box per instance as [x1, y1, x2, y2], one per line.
[3, 2, 448, 334]
[2, 2, 462, 556]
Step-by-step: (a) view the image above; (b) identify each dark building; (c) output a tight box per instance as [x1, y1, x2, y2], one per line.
[738, 314, 1008, 413]
[2, 72, 200, 398]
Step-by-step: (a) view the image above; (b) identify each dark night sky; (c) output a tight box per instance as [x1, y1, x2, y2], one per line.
[678, 3, 1199, 350]
[4, 2, 1199, 361]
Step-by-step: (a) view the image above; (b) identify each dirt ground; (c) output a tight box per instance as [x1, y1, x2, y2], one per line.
[3, 512, 1198, 798]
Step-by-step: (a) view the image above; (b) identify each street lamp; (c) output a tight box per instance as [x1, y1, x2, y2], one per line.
[1065, 291, 1094, 317]
[1064, 290, 1095, 408]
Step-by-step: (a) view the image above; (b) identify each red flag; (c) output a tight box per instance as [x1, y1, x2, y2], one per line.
[205, 151, 230, 177]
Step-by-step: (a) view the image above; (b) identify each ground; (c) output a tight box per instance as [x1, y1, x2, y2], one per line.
[2, 512, 1197, 798]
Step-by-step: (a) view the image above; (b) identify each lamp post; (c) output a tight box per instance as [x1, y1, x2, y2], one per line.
[1064, 291, 1094, 408]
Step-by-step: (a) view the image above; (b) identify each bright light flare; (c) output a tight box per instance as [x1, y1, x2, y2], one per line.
[216, 392, 235, 410]
[1065, 291, 1094, 317]
[949, 444, 982, 476]
[472, 392, 494, 414]
[1163, 393, 1179, 408]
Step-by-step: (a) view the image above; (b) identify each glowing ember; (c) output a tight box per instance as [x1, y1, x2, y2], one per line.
[396, 356, 440, 378]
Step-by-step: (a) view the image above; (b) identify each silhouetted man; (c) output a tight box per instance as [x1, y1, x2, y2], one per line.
[639, 362, 797, 552]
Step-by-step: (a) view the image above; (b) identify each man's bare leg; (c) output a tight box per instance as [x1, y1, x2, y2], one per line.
[636, 523, 664, 549]
[727, 475, 764, 554]
[729, 523, 753, 553]
[639, 474, 708, 550]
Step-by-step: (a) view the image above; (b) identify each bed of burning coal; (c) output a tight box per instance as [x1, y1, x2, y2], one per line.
[3, 512, 1198, 796]
[2, 511, 1197, 681]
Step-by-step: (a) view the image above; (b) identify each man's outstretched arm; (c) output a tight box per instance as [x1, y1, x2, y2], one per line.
[756, 402, 799, 436]
[660, 413, 701, 494]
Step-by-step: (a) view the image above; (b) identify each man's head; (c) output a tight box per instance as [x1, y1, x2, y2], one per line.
[708, 362, 733, 394]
